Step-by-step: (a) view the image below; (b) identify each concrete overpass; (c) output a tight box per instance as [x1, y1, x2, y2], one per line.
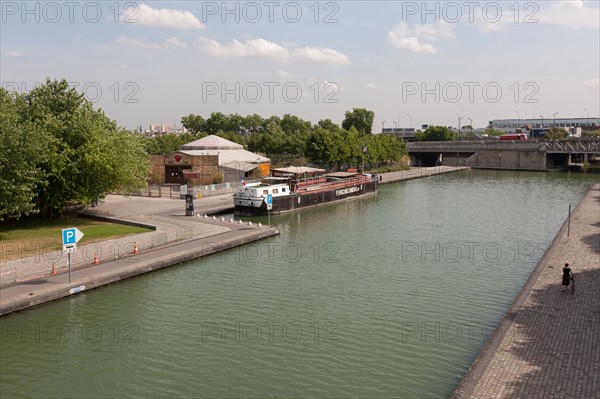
[407, 139, 600, 171]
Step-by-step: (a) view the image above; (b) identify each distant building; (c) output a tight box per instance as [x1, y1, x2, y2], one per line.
[143, 124, 188, 136]
[381, 127, 417, 141]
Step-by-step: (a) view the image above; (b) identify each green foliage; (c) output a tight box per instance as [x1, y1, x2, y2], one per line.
[177, 108, 405, 171]
[215, 130, 247, 146]
[1, 79, 150, 219]
[342, 108, 375, 134]
[212, 173, 224, 184]
[483, 128, 504, 137]
[143, 133, 195, 155]
[417, 126, 453, 141]
[545, 127, 569, 140]
[582, 129, 600, 138]
[180, 114, 206, 135]
[0, 89, 47, 220]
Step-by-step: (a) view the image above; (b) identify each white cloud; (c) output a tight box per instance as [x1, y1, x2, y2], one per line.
[387, 22, 454, 54]
[365, 83, 377, 89]
[4, 50, 23, 57]
[195, 37, 289, 60]
[277, 69, 297, 79]
[584, 77, 600, 88]
[115, 36, 187, 49]
[293, 46, 350, 65]
[539, 0, 600, 30]
[195, 37, 350, 65]
[133, 3, 205, 30]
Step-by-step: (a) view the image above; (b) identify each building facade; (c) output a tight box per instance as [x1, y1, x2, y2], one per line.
[149, 135, 270, 185]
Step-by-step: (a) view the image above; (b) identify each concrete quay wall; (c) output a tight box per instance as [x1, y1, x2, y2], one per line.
[0, 227, 278, 316]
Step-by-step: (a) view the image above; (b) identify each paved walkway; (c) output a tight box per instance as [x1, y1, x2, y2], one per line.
[0, 194, 248, 285]
[453, 183, 600, 399]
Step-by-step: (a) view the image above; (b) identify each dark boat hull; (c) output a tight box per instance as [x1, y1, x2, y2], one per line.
[234, 180, 378, 216]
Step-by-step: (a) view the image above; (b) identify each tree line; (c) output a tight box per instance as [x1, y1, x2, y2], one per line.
[175, 109, 406, 170]
[1, 79, 149, 220]
[0, 79, 405, 221]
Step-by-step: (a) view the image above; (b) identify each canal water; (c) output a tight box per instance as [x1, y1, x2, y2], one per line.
[1, 170, 597, 398]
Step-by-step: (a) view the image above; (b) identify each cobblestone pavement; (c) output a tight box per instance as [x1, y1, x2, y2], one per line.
[453, 183, 600, 399]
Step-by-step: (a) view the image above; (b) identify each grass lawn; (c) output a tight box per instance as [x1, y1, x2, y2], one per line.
[0, 217, 152, 262]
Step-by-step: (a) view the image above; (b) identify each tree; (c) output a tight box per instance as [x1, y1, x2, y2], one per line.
[316, 119, 340, 133]
[0, 89, 47, 220]
[544, 127, 569, 140]
[305, 127, 342, 169]
[143, 133, 194, 155]
[181, 114, 206, 135]
[16, 79, 150, 217]
[418, 126, 453, 141]
[240, 114, 265, 135]
[342, 108, 375, 134]
[247, 122, 286, 157]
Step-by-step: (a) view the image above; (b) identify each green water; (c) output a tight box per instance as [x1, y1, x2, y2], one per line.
[0, 170, 597, 398]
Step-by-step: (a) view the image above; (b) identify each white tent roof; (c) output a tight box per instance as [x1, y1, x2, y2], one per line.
[179, 134, 269, 165]
[181, 135, 244, 150]
[179, 149, 269, 165]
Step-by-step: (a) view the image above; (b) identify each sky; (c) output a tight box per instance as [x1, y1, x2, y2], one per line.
[1, 0, 599, 131]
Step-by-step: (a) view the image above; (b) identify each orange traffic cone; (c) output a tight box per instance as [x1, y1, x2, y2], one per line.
[133, 242, 139, 255]
[93, 253, 100, 264]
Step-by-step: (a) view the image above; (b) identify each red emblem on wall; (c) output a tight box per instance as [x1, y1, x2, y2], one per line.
[174, 154, 182, 163]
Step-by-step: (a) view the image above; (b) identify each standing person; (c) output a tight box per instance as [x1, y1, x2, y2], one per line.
[562, 263, 573, 292]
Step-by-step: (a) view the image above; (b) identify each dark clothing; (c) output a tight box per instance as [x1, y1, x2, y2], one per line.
[562, 267, 572, 286]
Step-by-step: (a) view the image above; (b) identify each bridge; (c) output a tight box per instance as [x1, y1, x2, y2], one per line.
[407, 139, 600, 171]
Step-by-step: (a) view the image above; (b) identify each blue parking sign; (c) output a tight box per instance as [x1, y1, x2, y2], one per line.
[62, 228, 84, 245]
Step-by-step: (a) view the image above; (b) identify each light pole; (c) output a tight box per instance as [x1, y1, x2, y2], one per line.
[382, 121, 386, 132]
[457, 114, 463, 141]
[468, 118, 473, 139]
[515, 111, 520, 130]
[553, 112, 558, 127]
[584, 108, 589, 118]
[393, 121, 398, 129]
[539, 115, 544, 129]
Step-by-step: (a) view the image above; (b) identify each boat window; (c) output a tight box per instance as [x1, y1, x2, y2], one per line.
[282, 188, 286, 192]
[273, 188, 279, 194]
[263, 190, 268, 195]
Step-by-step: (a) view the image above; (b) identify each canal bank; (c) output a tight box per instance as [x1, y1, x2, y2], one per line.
[1, 170, 597, 398]
[0, 166, 466, 291]
[0, 194, 279, 316]
[452, 183, 600, 399]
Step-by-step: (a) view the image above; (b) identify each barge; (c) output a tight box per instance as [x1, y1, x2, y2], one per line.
[233, 167, 378, 215]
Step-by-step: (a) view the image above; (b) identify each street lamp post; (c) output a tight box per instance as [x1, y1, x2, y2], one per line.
[553, 112, 558, 127]
[457, 115, 463, 141]
[539, 115, 544, 129]
[515, 111, 520, 130]
[382, 121, 386, 132]
[584, 108, 589, 118]
[468, 118, 473, 139]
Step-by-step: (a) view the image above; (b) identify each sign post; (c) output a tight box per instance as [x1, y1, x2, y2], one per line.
[266, 194, 273, 227]
[185, 194, 194, 216]
[62, 228, 84, 283]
